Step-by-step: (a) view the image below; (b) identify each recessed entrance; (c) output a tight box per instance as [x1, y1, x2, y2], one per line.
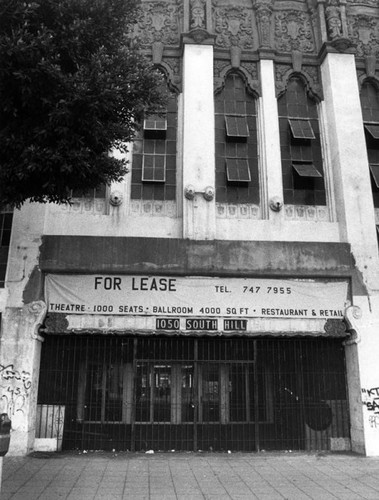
[37, 336, 350, 452]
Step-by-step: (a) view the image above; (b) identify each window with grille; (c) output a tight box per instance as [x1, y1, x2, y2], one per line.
[0, 211, 13, 287]
[215, 73, 259, 204]
[278, 77, 325, 206]
[360, 82, 379, 208]
[131, 81, 177, 202]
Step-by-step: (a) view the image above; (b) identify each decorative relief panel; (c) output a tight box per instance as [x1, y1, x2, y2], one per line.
[254, 0, 274, 49]
[135, 1, 181, 47]
[190, 0, 207, 29]
[284, 205, 330, 222]
[274, 10, 316, 53]
[213, 6, 255, 49]
[216, 204, 261, 220]
[130, 200, 178, 218]
[348, 15, 379, 57]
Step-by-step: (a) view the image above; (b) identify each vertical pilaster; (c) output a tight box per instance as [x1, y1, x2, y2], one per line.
[182, 44, 216, 240]
[258, 59, 283, 219]
[0, 302, 46, 455]
[320, 52, 379, 284]
[321, 50, 379, 456]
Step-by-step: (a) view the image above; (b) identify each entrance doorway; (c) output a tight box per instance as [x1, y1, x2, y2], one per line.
[37, 336, 350, 452]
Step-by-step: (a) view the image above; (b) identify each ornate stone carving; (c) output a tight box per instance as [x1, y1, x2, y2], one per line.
[343, 305, 362, 345]
[160, 57, 182, 92]
[274, 10, 316, 53]
[44, 313, 70, 334]
[348, 15, 379, 57]
[254, 0, 274, 49]
[241, 62, 259, 81]
[325, 0, 343, 40]
[27, 301, 47, 341]
[214, 6, 255, 49]
[324, 319, 347, 337]
[135, 2, 181, 47]
[190, 0, 206, 29]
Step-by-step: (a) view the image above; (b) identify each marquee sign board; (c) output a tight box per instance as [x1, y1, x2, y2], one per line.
[45, 274, 349, 320]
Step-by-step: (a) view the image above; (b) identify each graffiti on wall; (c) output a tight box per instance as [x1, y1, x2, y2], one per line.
[362, 387, 379, 429]
[368, 415, 379, 429]
[0, 364, 32, 416]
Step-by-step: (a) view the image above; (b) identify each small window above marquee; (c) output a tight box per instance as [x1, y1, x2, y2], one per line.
[226, 158, 251, 183]
[289, 119, 315, 140]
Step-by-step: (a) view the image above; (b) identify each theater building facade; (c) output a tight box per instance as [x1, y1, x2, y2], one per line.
[2, 0, 379, 456]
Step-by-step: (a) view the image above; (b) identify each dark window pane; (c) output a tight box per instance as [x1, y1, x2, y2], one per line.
[225, 116, 249, 138]
[292, 163, 322, 178]
[226, 159, 251, 183]
[370, 164, 379, 188]
[365, 123, 379, 140]
[289, 119, 315, 140]
[142, 155, 166, 182]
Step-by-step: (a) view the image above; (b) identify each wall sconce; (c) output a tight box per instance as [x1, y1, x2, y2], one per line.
[184, 185, 214, 202]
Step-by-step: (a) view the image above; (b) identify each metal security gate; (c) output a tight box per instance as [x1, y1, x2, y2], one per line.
[37, 336, 350, 452]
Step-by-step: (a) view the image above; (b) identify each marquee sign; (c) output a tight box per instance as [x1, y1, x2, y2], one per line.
[45, 274, 349, 320]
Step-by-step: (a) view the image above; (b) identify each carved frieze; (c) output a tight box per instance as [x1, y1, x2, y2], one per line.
[213, 6, 255, 49]
[346, 0, 378, 5]
[274, 10, 316, 53]
[135, 1, 181, 47]
[348, 15, 379, 57]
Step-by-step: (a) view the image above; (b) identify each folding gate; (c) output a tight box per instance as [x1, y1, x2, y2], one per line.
[37, 335, 350, 452]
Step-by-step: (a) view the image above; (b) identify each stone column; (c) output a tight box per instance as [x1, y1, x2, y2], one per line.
[182, 43, 216, 239]
[0, 301, 46, 455]
[321, 49, 379, 456]
[258, 59, 284, 219]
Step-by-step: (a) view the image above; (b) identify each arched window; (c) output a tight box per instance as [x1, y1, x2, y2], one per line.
[278, 77, 325, 207]
[214, 73, 259, 204]
[360, 81, 379, 208]
[131, 78, 177, 201]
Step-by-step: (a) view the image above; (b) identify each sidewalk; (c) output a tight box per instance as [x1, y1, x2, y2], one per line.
[2, 451, 379, 500]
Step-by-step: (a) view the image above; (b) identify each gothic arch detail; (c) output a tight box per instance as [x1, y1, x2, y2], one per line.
[214, 64, 260, 97]
[275, 65, 323, 102]
[154, 60, 182, 94]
